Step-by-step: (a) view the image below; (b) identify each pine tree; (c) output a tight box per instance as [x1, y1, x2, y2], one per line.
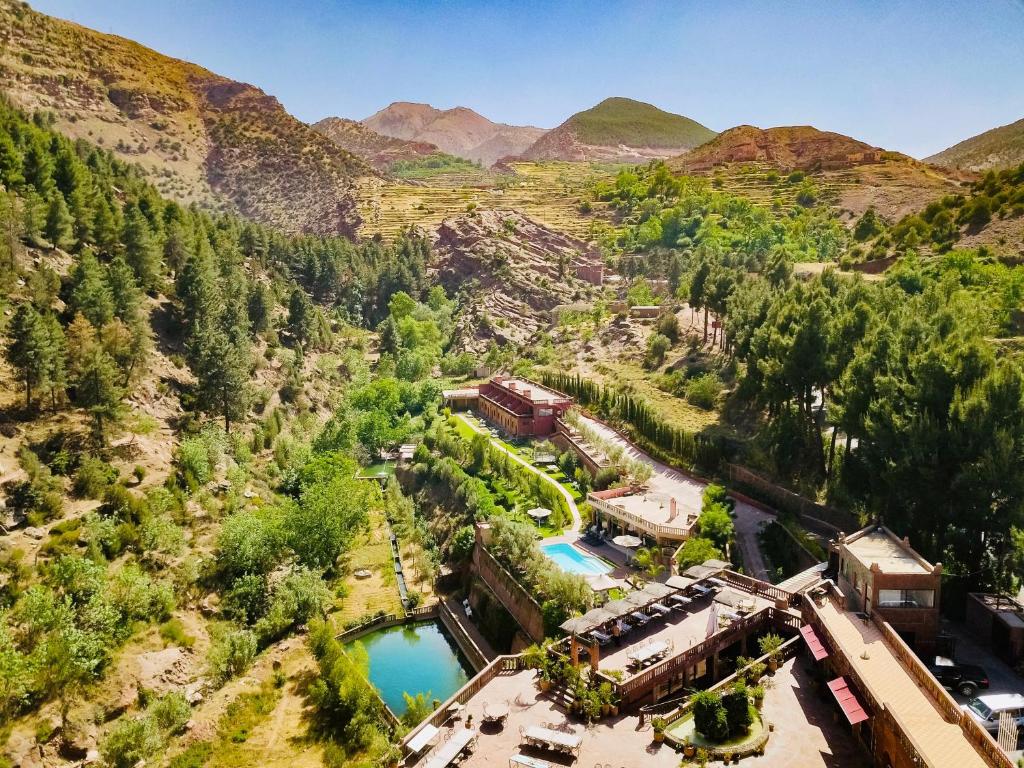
[287, 287, 313, 352]
[44, 193, 74, 250]
[68, 250, 114, 327]
[247, 282, 273, 333]
[4, 303, 54, 409]
[67, 315, 123, 444]
[122, 206, 160, 291]
[20, 188, 46, 246]
[91, 196, 120, 254]
[194, 325, 250, 433]
[42, 313, 67, 409]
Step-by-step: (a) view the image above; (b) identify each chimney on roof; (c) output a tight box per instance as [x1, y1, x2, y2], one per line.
[522, 388, 531, 399]
[508, 382, 517, 391]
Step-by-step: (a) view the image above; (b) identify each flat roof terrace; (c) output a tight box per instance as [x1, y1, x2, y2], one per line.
[491, 376, 572, 405]
[404, 657, 860, 768]
[590, 488, 698, 536]
[843, 528, 933, 575]
[814, 598, 990, 768]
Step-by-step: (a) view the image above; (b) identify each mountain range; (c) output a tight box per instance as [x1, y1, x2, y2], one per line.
[362, 102, 546, 166]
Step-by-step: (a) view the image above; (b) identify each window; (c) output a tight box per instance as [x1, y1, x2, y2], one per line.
[877, 589, 934, 608]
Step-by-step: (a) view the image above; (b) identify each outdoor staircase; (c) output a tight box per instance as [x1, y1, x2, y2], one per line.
[547, 682, 576, 712]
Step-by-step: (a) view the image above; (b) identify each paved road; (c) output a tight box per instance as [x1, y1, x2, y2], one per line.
[577, 415, 775, 580]
[454, 414, 582, 533]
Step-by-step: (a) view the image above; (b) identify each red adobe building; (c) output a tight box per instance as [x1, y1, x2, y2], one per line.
[477, 377, 572, 437]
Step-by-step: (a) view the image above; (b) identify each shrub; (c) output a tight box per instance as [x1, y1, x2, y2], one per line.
[208, 629, 258, 683]
[73, 455, 117, 498]
[151, 691, 191, 733]
[100, 716, 163, 768]
[722, 682, 753, 735]
[160, 618, 195, 648]
[686, 373, 721, 409]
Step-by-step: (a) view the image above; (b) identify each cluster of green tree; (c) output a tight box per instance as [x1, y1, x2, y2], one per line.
[539, 372, 725, 471]
[592, 163, 847, 268]
[852, 163, 1024, 259]
[0, 98, 431, 442]
[390, 152, 483, 179]
[377, 288, 456, 382]
[676, 484, 734, 570]
[306, 620, 398, 767]
[691, 683, 754, 742]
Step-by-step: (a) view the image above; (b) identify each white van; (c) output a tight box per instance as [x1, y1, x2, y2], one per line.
[963, 693, 1024, 733]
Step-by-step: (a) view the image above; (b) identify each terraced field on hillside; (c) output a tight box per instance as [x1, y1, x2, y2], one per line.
[356, 161, 619, 239]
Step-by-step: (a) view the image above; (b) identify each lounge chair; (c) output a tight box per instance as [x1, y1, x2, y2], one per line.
[590, 628, 612, 646]
[629, 611, 650, 626]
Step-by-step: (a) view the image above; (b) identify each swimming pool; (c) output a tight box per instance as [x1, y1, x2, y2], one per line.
[347, 621, 473, 715]
[540, 542, 612, 576]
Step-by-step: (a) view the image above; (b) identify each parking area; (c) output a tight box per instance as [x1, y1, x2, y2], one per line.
[943, 619, 1024, 760]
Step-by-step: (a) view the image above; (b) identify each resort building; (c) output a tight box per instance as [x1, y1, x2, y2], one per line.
[587, 486, 698, 547]
[800, 578, 1002, 768]
[461, 376, 572, 437]
[829, 524, 942, 653]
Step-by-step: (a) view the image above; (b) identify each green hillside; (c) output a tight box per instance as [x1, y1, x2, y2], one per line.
[568, 97, 716, 148]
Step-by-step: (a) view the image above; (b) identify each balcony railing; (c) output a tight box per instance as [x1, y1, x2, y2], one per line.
[589, 494, 694, 539]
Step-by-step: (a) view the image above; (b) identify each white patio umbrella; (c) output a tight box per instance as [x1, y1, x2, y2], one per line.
[612, 534, 642, 548]
[586, 573, 619, 592]
[705, 602, 719, 639]
[527, 507, 552, 520]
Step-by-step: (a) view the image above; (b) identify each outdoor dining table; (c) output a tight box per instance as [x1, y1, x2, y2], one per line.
[650, 602, 672, 616]
[522, 725, 583, 755]
[509, 754, 552, 768]
[423, 728, 478, 768]
[629, 610, 650, 625]
[669, 594, 693, 607]
[407, 723, 440, 755]
[483, 700, 510, 723]
[627, 640, 669, 666]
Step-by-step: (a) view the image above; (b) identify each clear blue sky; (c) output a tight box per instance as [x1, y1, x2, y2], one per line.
[29, 0, 1024, 158]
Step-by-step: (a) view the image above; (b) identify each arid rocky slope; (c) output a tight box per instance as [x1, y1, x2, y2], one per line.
[313, 116, 440, 171]
[0, 0, 371, 237]
[517, 97, 716, 163]
[670, 125, 891, 173]
[363, 102, 546, 166]
[430, 210, 602, 351]
[925, 117, 1024, 172]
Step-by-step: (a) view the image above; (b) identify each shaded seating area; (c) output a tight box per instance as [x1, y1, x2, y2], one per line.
[519, 724, 583, 757]
[423, 728, 479, 768]
[483, 700, 511, 726]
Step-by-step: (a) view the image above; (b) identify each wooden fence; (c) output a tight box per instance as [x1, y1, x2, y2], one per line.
[402, 654, 528, 748]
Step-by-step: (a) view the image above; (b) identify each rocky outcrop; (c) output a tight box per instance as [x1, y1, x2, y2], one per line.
[313, 116, 441, 171]
[670, 125, 890, 173]
[430, 210, 602, 351]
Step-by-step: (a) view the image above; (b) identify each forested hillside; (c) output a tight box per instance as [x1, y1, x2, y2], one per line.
[571, 161, 1024, 593]
[0, 95, 452, 766]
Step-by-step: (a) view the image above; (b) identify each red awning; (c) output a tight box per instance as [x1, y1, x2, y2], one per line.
[800, 624, 829, 661]
[827, 677, 869, 725]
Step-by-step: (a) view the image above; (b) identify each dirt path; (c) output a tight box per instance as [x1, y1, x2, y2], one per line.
[577, 415, 774, 580]
[454, 414, 581, 533]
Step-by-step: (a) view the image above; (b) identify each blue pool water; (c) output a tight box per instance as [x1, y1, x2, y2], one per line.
[541, 542, 612, 576]
[348, 621, 473, 715]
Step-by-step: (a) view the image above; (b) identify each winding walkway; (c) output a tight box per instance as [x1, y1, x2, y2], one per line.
[454, 414, 582, 533]
[577, 415, 774, 581]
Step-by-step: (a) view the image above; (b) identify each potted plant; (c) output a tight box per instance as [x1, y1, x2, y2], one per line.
[683, 736, 696, 758]
[751, 684, 766, 710]
[609, 690, 621, 717]
[583, 690, 602, 722]
[758, 633, 783, 673]
[651, 717, 667, 743]
[599, 682, 613, 717]
[695, 747, 710, 767]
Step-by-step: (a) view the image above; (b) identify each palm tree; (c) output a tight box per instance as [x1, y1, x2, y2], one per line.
[633, 546, 664, 582]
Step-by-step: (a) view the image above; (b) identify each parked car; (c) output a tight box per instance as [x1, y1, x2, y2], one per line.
[928, 656, 990, 697]
[962, 693, 1024, 733]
